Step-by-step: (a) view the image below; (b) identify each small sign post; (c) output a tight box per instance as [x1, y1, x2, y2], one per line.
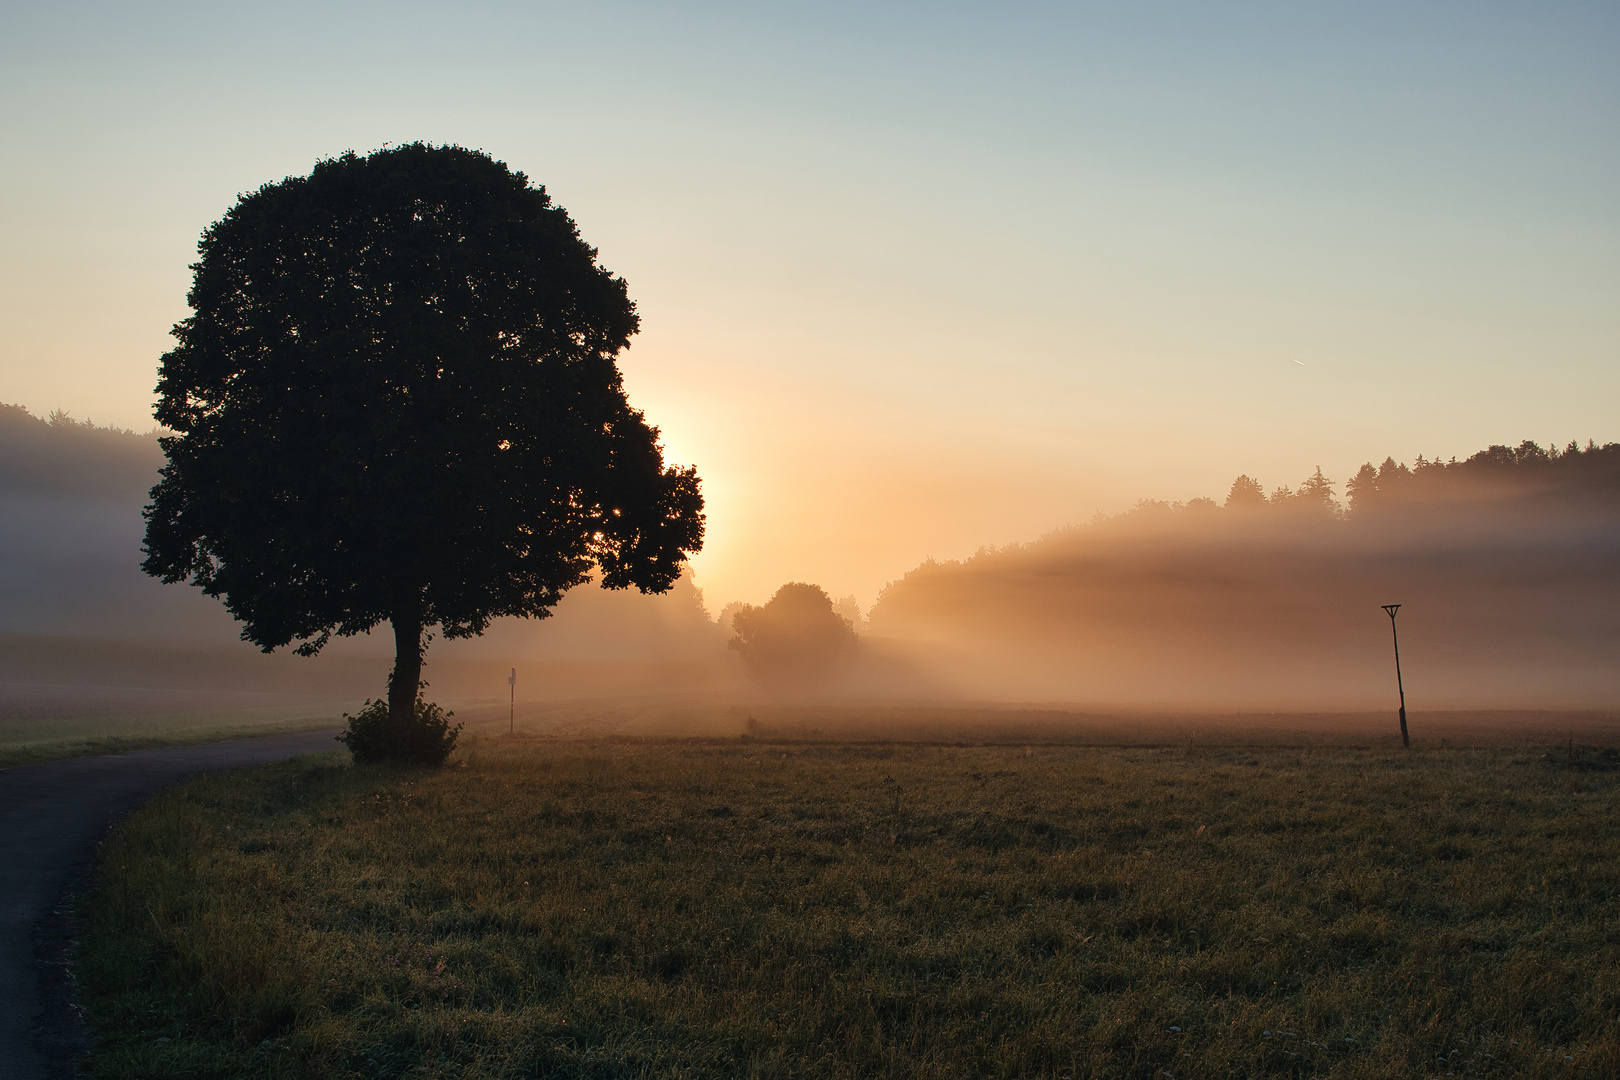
[507, 667, 517, 736]
[1382, 605, 1409, 748]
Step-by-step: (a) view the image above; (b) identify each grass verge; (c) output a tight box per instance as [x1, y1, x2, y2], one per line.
[78, 739, 1620, 1078]
[0, 710, 345, 769]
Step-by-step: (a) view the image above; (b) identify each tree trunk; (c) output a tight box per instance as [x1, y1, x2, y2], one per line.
[388, 611, 424, 728]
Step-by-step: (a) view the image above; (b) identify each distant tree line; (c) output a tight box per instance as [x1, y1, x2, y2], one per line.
[1099, 439, 1620, 528]
[862, 437, 1620, 706]
[1343, 440, 1620, 514]
[0, 402, 163, 499]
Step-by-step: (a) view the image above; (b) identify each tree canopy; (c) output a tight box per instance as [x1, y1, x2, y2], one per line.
[728, 583, 857, 688]
[142, 144, 704, 733]
[1224, 474, 1266, 511]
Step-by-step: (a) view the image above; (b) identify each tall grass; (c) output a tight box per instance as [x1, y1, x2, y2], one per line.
[78, 740, 1620, 1078]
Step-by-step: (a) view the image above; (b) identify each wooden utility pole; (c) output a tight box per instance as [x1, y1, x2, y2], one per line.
[1382, 605, 1409, 748]
[507, 667, 516, 736]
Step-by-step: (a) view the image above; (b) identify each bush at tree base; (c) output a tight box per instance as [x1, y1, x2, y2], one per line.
[338, 692, 462, 766]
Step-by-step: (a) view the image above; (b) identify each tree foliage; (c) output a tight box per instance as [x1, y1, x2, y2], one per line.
[728, 583, 857, 688]
[142, 144, 704, 742]
[1224, 474, 1266, 510]
[1344, 440, 1620, 513]
[1065, 439, 1620, 536]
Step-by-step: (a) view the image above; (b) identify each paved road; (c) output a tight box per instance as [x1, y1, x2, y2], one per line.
[0, 730, 344, 1079]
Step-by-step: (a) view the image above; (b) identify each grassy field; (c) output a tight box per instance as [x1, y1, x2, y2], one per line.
[78, 737, 1620, 1078]
[0, 704, 348, 769]
[0, 692, 349, 768]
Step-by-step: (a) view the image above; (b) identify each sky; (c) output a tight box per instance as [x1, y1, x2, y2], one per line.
[2, 1, 1616, 612]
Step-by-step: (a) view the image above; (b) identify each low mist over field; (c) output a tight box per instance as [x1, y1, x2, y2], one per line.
[3, 401, 1616, 727]
[0, 404, 731, 722]
[866, 446, 1620, 708]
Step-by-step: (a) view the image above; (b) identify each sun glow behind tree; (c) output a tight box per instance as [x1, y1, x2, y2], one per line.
[142, 144, 704, 749]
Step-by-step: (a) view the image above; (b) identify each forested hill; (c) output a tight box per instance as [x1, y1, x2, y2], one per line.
[1345, 440, 1620, 514]
[0, 403, 241, 644]
[867, 440, 1620, 709]
[0, 402, 164, 501]
[1110, 439, 1620, 524]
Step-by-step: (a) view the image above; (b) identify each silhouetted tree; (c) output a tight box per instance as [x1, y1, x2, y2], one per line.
[1376, 456, 1411, 494]
[142, 144, 704, 751]
[1295, 466, 1341, 516]
[1346, 463, 1380, 513]
[832, 594, 867, 634]
[1225, 475, 1266, 510]
[1261, 468, 1339, 517]
[1348, 457, 1416, 513]
[729, 583, 856, 688]
[716, 600, 748, 635]
[1344, 442, 1620, 512]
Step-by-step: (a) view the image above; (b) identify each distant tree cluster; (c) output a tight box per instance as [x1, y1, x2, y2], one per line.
[727, 583, 857, 688]
[0, 402, 162, 498]
[1227, 466, 1341, 516]
[0, 401, 148, 441]
[830, 594, 868, 635]
[1098, 465, 1344, 526]
[1345, 440, 1620, 513]
[1089, 439, 1620, 530]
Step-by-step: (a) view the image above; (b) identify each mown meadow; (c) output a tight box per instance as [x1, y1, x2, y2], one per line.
[78, 738, 1620, 1078]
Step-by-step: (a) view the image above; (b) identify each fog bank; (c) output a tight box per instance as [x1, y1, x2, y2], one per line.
[4, 403, 1614, 719]
[0, 405, 739, 709]
[867, 445, 1620, 708]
